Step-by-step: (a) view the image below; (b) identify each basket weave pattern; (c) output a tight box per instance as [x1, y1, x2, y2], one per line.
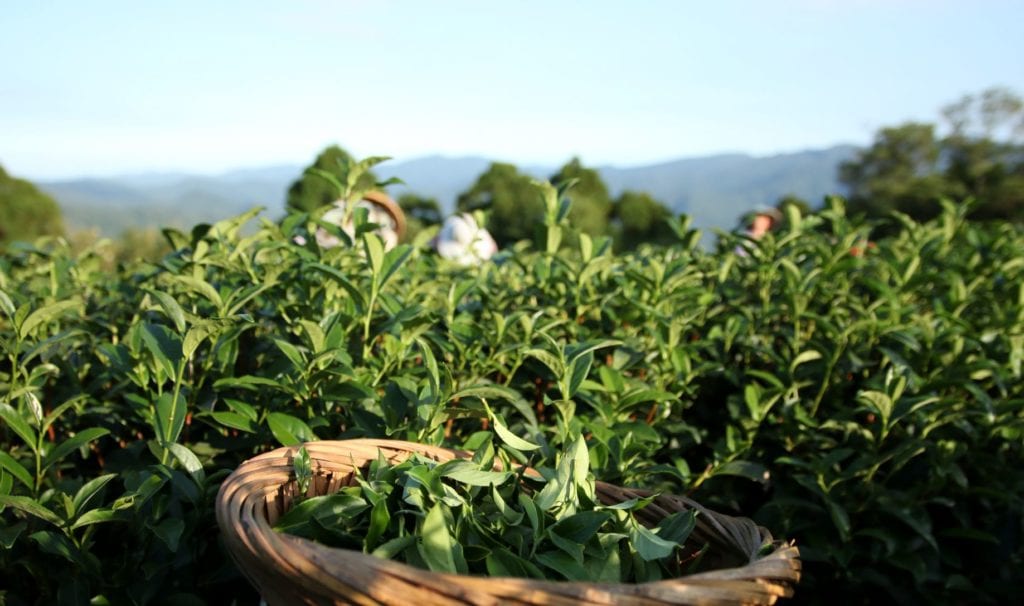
[216, 439, 801, 605]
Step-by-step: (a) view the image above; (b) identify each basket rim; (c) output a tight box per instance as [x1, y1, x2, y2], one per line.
[216, 439, 801, 605]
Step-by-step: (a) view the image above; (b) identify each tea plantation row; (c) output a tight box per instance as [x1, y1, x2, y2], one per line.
[1, 190, 1022, 604]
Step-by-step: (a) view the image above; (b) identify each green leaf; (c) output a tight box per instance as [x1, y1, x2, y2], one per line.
[630, 523, 678, 561]
[0, 495, 64, 526]
[486, 547, 545, 579]
[591, 535, 624, 582]
[167, 443, 206, 484]
[274, 338, 306, 369]
[152, 518, 186, 552]
[858, 390, 894, 425]
[364, 232, 385, 279]
[18, 299, 82, 340]
[365, 498, 389, 550]
[519, 493, 543, 540]
[790, 350, 823, 372]
[308, 263, 366, 312]
[182, 319, 223, 359]
[267, 412, 316, 446]
[299, 320, 326, 353]
[0, 289, 15, 317]
[30, 530, 79, 564]
[380, 244, 412, 288]
[210, 411, 257, 433]
[0, 404, 38, 451]
[744, 384, 761, 419]
[294, 445, 312, 497]
[44, 427, 109, 470]
[546, 225, 562, 254]
[3, 466, 16, 496]
[224, 399, 259, 420]
[372, 535, 416, 559]
[568, 435, 593, 500]
[416, 338, 440, 391]
[536, 549, 590, 581]
[713, 460, 770, 484]
[619, 389, 676, 410]
[0, 521, 26, 549]
[598, 495, 657, 511]
[417, 503, 461, 574]
[489, 414, 540, 452]
[565, 351, 593, 399]
[0, 451, 33, 489]
[826, 499, 851, 542]
[579, 232, 593, 261]
[550, 510, 611, 544]
[214, 375, 285, 391]
[72, 473, 118, 514]
[490, 483, 523, 525]
[450, 384, 522, 404]
[525, 348, 562, 376]
[438, 460, 512, 487]
[274, 493, 369, 534]
[141, 322, 183, 379]
[535, 451, 573, 512]
[154, 392, 187, 446]
[71, 508, 127, 529]
[171, 275, 223, 309]
[145, 289, 187, 333]
[656, 510, 698, 545]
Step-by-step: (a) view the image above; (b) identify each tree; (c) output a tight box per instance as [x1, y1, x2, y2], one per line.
[839, 123, 948, 221]
[398, 193, 442, 242]
[611, 190, 675, 251]
[286, 145, 378, 213]
[456, 162, 542, 247]
[0, 164, 64, 245]
[840, 87, 1024, 222]
[941, 87, 1024, 220]
[549, 157, 612, 239]
[398, 193, 442, 226]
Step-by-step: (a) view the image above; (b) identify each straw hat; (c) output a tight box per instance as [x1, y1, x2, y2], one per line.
[316, 191, 407, 250]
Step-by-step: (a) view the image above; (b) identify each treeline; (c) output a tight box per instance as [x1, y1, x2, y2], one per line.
[840, 86, 1024, 223]
[286, 148, 678, 251]
[3, 86, 1022, 257]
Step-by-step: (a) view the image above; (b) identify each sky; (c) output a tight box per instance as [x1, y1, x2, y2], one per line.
[2, 0, 1023, 180]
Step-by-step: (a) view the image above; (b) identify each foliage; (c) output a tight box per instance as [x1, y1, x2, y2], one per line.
[278, 438, 700, 582]
[67, 227, 173, 269]
[0, 165, 64, 245]
[611, 190, 676, 251]
[775, 195, 812, 217]
[456, 162, 543, 247]
[840, 86, 1024, 223]
[398, 193, 442, 243]
[285, 145, 380, 213]
[0, 172, 1022, 604]
[549, 158, 612, 240]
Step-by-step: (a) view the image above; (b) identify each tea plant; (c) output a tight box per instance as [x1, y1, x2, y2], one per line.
[0, 166, 1021, 604]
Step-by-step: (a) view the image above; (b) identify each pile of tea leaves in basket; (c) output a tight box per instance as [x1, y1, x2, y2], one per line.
[276, 436, 710, 583]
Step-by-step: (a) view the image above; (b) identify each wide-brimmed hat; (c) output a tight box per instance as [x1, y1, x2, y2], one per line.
[740, 206, 782, 228]
[359, 190, 407, 241]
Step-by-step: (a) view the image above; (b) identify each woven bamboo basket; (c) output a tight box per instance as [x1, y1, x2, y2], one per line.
[216, 439, 800, 605]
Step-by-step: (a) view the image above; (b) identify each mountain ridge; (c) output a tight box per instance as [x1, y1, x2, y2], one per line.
[39, 145, 856, 236]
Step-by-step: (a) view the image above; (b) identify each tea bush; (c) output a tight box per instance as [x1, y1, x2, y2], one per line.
[1, 178, 1022, 604]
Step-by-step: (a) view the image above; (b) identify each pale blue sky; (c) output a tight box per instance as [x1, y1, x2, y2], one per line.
[3, 0, 1022, 179]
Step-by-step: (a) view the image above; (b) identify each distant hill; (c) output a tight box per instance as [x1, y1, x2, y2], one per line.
[597, 146, 857, 232]
[39, 146, 856, 237]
